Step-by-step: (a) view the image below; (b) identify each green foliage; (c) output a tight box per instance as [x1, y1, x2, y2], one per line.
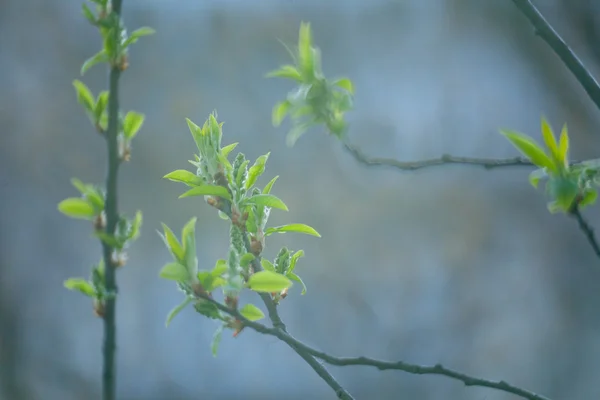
[247, 271, 293, 292]
[267, 22, 355, 146]
[159, 111, 321, 350]
[500, 117, 599, 213]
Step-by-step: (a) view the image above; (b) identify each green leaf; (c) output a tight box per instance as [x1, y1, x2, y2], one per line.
[165, 298, 193, 327]
[548, 176, 579, 212]
[58, 198, 96, 219]
[195, 300, 222, 320]
[94, 231, 121, 248]
[123, 26, 156, 48]
[128, 210, 143, 241]
[287, 250, 305, 274]
[239, 253, 255, 269]
[559, 123, 569, 167]
[260, 259, 276, 272]
[221, 142, 239, 158]
[186, 118, 205, 154]
[72, 80, 95, 113]
[70, 178, 104, 211]
[159, 262, 190, 282]
[123, 111, 145, 140]
[580, 189, 598, 208]
[333, 78, 354, 94]
[298, 22, 314, 79]
[541, 117, 560, 162]
[81, 49, 108, 75]
[499, 129, 556, 172]
[263, 176, 279, 194]
[266, 65, 303, 81]
[94, 91, 109, 122]
[159, 223, 185, 262]
[239, 304, 265, 321]
[212, 259, 228, 276]
[179, 185, 232, 201]
[243, 194, 288, 211]
[81, 3, 96, 25]
[272, 101, 291, 127]
[264, 223, 320, 237]
[287, 272, 307, 295]
[64, 278, 96, 297]
[163, 170, 204, 187]
[181, 217, 198, 278]
[211, 325, 224, 357]
[528, 168, 547, 189]
[245, 153, 270, 189]
[247, 270, 292, 292]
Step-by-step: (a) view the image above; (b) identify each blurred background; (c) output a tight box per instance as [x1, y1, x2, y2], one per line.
[3, 0, 600, 399]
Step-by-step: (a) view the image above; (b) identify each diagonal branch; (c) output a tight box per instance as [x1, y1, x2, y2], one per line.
[240, 234, 355, 400]
[570, 206, 600, 258]
[198, 293, 551, 400]
[510, 0, 600, 112]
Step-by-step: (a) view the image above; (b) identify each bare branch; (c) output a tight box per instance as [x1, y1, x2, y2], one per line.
[510, 0, 600, 111]
[198, 293, 551, 400]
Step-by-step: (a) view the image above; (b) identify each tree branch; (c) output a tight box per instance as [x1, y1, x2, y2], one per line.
[570, 206, 600, 258]
[510, 0, 600, 111]
[101, 1, 123, 399]
[199, 294, 551, 400]
[241, 234, 355, 399]
[342, 142, 535, 171]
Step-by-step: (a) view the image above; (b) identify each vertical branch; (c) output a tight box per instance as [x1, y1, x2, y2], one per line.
[102, 1, 123, 399]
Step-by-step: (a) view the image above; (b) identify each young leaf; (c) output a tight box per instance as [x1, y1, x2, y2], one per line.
[239, 304, 265, 321]
[260, 259, 276, 272]
[287, 272, 307, 295]
[243, 194, 288, 211]
[298, 22, 314, 79]
[159, 262, 190, 282]
[123, 26, 156, 48]
[221, 142, 239, 158]
[541, 117, 560, 162]
[72, 80, 95, 113]
[239, 253, 255, 269]
[81, 49, 108, 75]
[499, 130, 556, 172]
[245, 153, 270, 189]
[272, 100, 291, 127]
[179, 185, 232, 201]
[333, 78, 354, 94]
[579, 189, 598, 208]
[559, 123, 569, 166]
[64, 278, 96, 297]
[128, 210, 143, 241]
[81, 3, 96, 25]
[263, 176, 279, 194]
[123, 111, 145, 140]
[287, 250, 305, 274]
[211, 325, 224, 357]
[266, 65, 303, 81]
[159, 223, 185, 262]
[58, 198, 96, 219]
[181, 217, 198, 277]
[163, 170, 204, 187]
[247, 270, 292, 292]
[264, 223, 321, 237]
[528, 168, 547, 189]
[212, 259, 229, 276]
[94, 91, 109, 122]
[165, 298, 193, 327]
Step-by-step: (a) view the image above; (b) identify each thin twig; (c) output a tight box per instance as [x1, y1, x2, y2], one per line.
[510, 0, 600, 111]
[570, 206, 600, 258]
[101, 1, 123, 399]
[342, 142, 535, 171]
[198, 294, 551, 400]
[241, 234, 355, 399]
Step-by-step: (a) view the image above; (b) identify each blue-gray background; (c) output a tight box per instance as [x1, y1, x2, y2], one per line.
[3, 0, 600, 399]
